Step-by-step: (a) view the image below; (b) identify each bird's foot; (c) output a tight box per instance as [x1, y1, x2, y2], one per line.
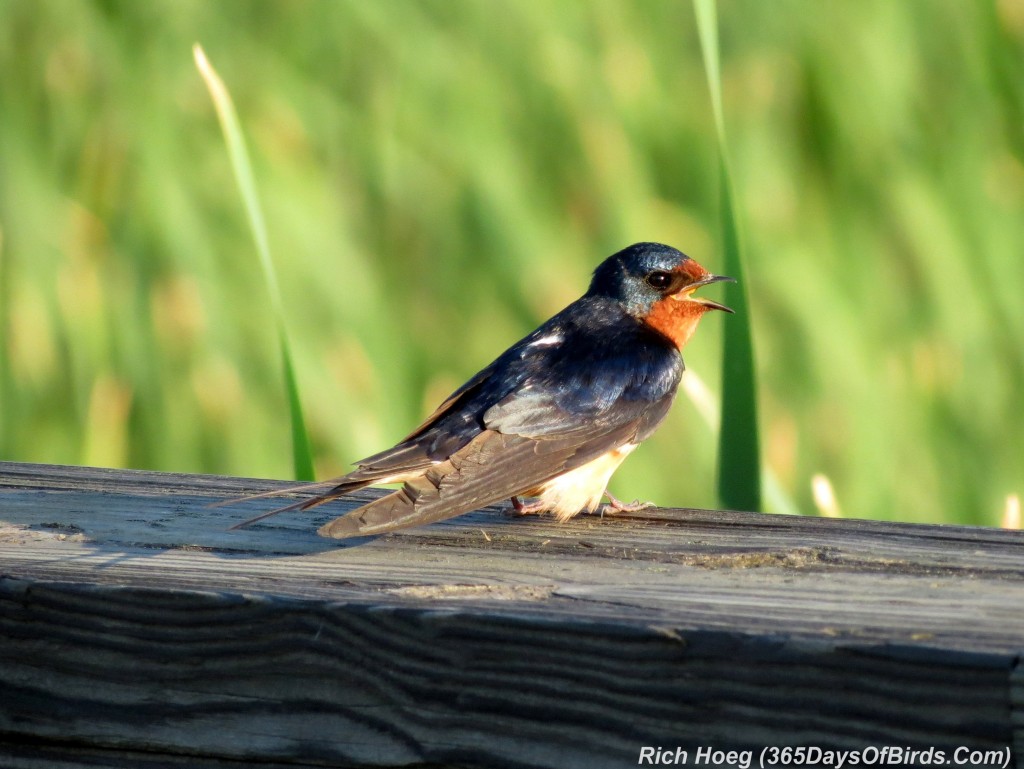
[509, 496, 549, 516]
[600, 490, 655, 516]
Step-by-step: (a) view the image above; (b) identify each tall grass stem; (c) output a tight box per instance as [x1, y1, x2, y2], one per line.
[193, 44, 315, 481]
[694, 0, 762, 512]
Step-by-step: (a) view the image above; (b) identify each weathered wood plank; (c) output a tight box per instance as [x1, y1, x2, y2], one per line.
[0, 461, 1021, 768]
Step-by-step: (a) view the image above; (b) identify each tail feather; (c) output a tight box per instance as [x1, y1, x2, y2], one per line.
[209, 479, 341, 510]
[225, 478, 374, 530]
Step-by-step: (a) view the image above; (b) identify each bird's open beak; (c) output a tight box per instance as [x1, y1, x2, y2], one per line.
[671, 274, 736, 313]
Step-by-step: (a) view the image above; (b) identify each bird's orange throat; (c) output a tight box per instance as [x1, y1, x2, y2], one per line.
[643, 295, 708, 350]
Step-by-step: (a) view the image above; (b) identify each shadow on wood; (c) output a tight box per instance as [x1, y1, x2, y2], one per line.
[0, 461, 1021, 768]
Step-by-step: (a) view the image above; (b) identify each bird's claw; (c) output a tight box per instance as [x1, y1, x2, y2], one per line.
[508, 496, 548, 516]
[601, 491, 655, 516]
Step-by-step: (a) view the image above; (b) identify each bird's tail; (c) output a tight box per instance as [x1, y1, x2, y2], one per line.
[223, 478, 374, 530]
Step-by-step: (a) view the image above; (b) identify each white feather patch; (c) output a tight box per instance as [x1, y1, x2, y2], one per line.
[528, 333, 563, 347]
[531, 443, 638, 521]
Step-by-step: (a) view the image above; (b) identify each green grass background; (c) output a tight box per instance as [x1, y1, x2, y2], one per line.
[1, 0, 1021, 525]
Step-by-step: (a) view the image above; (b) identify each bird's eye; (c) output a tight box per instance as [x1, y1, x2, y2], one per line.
[645, 271, 673, 291]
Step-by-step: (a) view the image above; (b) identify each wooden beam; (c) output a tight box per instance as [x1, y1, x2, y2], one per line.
[0, 461, 1021, 768]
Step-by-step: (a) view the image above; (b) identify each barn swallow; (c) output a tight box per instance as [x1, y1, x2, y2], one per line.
[229, 242, 733, 539]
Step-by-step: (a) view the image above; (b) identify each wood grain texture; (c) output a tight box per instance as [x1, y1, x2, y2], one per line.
[0, 461, 1021, 768]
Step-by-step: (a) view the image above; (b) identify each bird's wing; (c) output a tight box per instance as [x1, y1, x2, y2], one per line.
[317, 353, 682, 538]
[317, 416, 648, 538]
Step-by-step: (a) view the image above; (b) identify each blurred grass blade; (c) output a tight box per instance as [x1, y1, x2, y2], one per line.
[811, 473, 843, 518]
[714, 167, 762, 510]
[682, 371, 800, 516]
[0, 226, 8, 457]
[193, 44, 314, 481]
[694, 0, 762, 511]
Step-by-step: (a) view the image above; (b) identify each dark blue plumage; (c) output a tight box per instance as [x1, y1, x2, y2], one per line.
[229, 242, 732, 538]
[405, 295, 683, 457]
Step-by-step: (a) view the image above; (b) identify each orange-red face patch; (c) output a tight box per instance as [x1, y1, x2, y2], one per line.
[643, 294, 709, 350]
[642, 261, 714, 349]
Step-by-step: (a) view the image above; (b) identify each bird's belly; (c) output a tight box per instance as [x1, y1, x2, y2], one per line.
[527, 443, 638, 522]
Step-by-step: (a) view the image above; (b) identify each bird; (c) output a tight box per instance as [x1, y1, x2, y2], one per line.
[229, 242, 733, 539]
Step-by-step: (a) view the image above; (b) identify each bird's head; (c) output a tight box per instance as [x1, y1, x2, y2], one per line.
[588, 242, 734, 349]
